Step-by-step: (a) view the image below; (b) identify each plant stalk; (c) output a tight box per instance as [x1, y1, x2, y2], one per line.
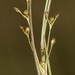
[29, 0, 41, 75]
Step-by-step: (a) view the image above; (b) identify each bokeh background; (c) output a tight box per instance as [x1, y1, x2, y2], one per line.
[0, 0, 75, 75]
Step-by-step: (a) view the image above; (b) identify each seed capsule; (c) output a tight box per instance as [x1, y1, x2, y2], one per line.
[51, 38, 56, 45]
[50, 17, 55, 24]
[25, 27, 30, 34]
[24, 10, 29, 16]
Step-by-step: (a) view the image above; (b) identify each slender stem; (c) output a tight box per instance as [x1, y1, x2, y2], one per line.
[29, 0, 41, 75]
[46, 29, 51, 52]
[46, 44, 53, 75]
[46, 37, 52, 75]
[27, 35, 33, 52]
[49, 44, 54, 57]
[41, 0, 52, 75]
[41, 0, 52, 63]
[41, 0, 52, 49]
[47, 57, 52, 75]
[46, 29, 52, 75]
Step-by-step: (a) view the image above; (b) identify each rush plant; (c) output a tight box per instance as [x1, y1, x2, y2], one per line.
[14, 0, 59, 75]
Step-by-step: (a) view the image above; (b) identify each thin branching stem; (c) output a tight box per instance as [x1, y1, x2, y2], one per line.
[46, 30, 52, 75]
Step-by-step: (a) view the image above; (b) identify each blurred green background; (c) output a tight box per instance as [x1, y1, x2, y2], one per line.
[0, 0, 75, 75]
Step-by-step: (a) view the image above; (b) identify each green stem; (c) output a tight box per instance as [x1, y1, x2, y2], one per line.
[46, 29, 51, 52]
[49, 44, 53, 57]
[41, 0, 52, 75]
[29, 0, 41, 75]
[27, 35, 33, 52]
[47, 58, 52, 75]
[46, 30, 52, 75]
[41, 0, 52, 49]
[46, 43, 54, 75]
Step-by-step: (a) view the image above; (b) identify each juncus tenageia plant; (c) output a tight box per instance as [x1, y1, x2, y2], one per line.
[14, 0, 59, 75]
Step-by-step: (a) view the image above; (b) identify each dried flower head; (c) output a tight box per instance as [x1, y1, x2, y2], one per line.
[51, 38, 56, 45]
